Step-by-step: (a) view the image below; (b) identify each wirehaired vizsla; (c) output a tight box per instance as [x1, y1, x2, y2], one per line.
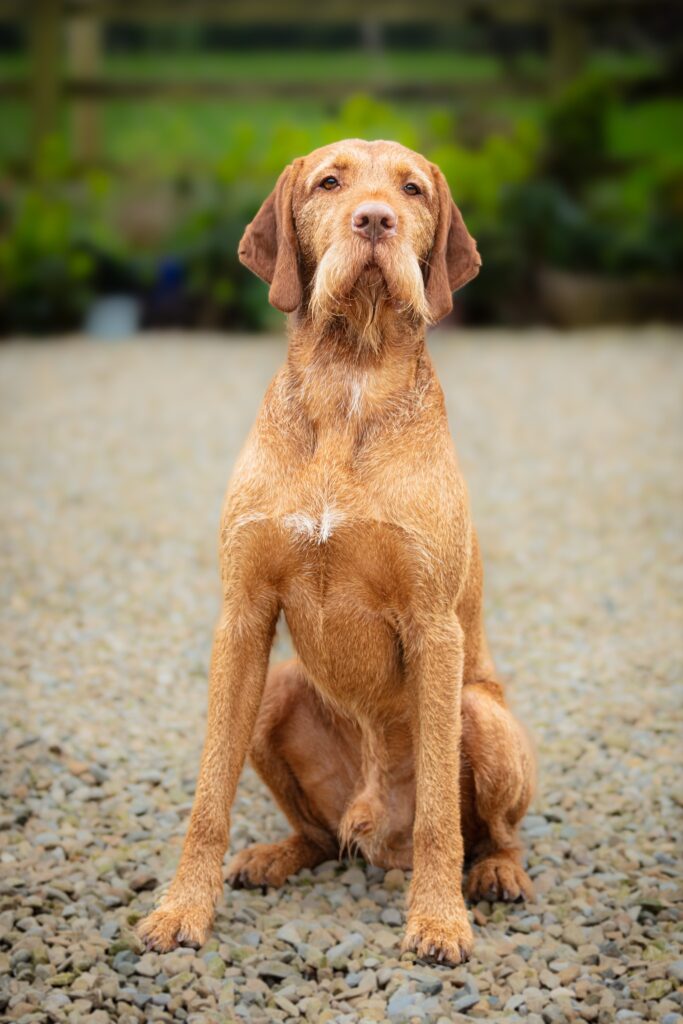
[139, 139, 535, 965]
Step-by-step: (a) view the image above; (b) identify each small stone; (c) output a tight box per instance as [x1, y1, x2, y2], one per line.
[523, 986, 547, 1014]
[646, 979, 673, 1000]
[203, 953, 225, 979]
[374, 927, 400, 951]
[408, 970, 442, 996]
[48, 972, 76, 987]
[383, 870, 405, 891]
[563, 924, 586, 949]
[387, 986, 425, 1020]
[167, 970, 194, 991]
[559, 964, 581, 985]
[667, 962, 683, 983]
[326, 932, 364, 967]
[276, 922, 302, 946]
[340, 866, 366, 887]
[128, 872, 158, 892]
[297, 943, 325, 969]
[274, 992, 299, 1015]
[256, 960, 298, 980]
[452, 990, 480, 1012]
[34, 831, 60, 848]
[130, 798, 150, 816]
[133, 953, 160, 977]
[43, 992, 70, 1011]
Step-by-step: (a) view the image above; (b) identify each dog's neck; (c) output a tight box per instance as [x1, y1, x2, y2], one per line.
[285, 304, 428, 438]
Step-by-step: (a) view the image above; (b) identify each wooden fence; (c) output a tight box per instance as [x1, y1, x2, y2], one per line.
[0, 0, 667, 172]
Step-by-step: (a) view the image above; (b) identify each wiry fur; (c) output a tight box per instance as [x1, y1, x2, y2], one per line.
[310, 241, 430, 352]
[138, 140, 534, 966]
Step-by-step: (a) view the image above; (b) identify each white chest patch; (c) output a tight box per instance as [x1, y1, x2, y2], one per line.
[348, 378, 364, 419]
[283, 506, 346, 545]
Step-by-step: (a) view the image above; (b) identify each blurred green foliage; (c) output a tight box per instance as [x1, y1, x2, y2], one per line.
[506, 76, 683, 278]
[0, 138, 93, 333]
[0, 57, 681, 332]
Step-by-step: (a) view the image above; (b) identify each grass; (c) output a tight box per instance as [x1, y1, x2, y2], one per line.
[105, 50, 507, 83]
[0, 48, 678, 171]
[0, 47, 661, 83]
[0, 50, 514, 83]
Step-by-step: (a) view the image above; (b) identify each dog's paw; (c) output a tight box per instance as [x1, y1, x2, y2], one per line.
[226, 837, 314, 890]
[401, 912, 473, 966]
[466, 855, 534, 903]
[137, 900, 214, 952]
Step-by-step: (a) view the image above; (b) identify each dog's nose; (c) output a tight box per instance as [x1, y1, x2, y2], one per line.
[351, 202, 397, 242]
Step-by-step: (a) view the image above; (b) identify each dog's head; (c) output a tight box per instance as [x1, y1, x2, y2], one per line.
[238, 139, 480, 334]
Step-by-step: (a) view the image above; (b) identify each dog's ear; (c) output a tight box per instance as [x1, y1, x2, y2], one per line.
[425, 165, 481, 323]
[238, 161, 302, 313]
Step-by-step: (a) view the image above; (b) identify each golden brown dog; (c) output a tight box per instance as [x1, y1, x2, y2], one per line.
[138, 138, 535, 965]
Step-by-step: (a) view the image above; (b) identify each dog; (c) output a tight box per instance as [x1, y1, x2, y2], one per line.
[138, 139, 535, 965]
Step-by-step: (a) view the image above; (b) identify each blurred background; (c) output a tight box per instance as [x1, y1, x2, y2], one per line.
[0, 0, 681, 336]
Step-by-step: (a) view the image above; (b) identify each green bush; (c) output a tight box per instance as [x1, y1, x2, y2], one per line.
[1, 87, 681, 333]
[0, 138, 124, 333]
[543, 72, 615, 192]
[488, 73, 683, 285]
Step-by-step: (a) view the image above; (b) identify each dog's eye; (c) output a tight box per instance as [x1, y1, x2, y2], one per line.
[403, 182, 422, 196]
[319, 176, 340, 191]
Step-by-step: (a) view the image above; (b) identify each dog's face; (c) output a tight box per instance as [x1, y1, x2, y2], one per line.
[239, 139, 481, 333]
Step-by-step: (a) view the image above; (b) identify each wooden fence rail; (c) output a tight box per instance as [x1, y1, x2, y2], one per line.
[0, 0, 669, 172]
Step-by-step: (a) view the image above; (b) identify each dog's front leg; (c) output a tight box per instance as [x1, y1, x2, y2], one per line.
[138, 594, 278, 951]
[401, 613, 473, 965]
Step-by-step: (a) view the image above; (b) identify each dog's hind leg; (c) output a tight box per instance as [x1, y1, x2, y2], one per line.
[226, 833, 331, 890]
[462, 681, 536, 903]
[226, 659, 351, 889]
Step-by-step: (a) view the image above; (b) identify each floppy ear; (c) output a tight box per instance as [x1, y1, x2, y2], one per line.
[425, 165, 482, 323]
[238, 161, 302, 313]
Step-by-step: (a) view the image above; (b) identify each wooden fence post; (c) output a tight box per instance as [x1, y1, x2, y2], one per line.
[549, 7, 588, 87]
[29, 0, 62, 173]
[67, 9, 102, 164]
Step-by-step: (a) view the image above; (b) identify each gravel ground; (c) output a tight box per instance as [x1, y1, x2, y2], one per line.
[1, 328, 682, 1024]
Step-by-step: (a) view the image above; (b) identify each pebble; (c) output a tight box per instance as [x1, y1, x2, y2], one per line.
[668, 962, 683, 983]
[340, 866, 366, 887]
[255, 959, 298, 980]
[134, 953, 160, 977]
[383, 870, 406, 892]
[387, 986, 426, 1020]
[275, 922, 303, 946]
[128, 871, 158, 893]
[326, 932, 365, 966]
[451, 989, 480, 1012]
[1, 332, 680, 1024]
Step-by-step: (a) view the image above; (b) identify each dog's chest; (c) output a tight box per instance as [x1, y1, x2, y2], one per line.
[279, 502, 406, 699]
[277, 480, 420, 652]
[281, 504, 346, 546]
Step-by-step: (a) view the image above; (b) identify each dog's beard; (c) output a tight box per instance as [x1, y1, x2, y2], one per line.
[309, 236, 431, 349]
